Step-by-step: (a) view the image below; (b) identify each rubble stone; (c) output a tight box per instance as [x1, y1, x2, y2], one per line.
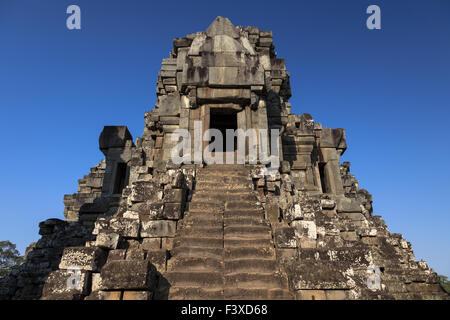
[141, 220, 176, 238]
[100, 260, 156, 290]
[58, 247, 107, 272]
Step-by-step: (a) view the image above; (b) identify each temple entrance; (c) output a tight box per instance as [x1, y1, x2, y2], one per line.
[208, 108, 238, 163]
[209, 108, 238, 152]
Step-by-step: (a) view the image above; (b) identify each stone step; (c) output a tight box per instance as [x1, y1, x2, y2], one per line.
[224, 288, 293, 300]
[224, 226, 272, 240]
[166, 271, 223, 287]
[224, 258, 277, 274]
[190, 196, 225, 205]
[225, 272, 288, 289]
[224, 247, 276, 260]
[223, 288, 271, 300]
[173, 237, 223, 249]
[168, 287, 292, 300]
[200, 164, 248, 172]
[195, 182, 253, 191]
[183, 211, 222, 221]
[189, 201, 224, 212]
[195, 181, 251, 189]
[168, 287, 224, 300]
[224, 216, 268, 227]
[225, 201, 261, 211]
[181, 217, 223, 228]
[225, 238, 273, 248]
[170, 247, 223, 260]
[197, 172, 246, 179]
[198, 164, 249, 175]
[177, 226, 223, 239]
[168, 256, 223, 272]
[192, 192, 256, 203]
[193, 189, 251, 197]
[197, 168, 247, 175]
[224, 210, 265, 219]
[163, 165, 295, 300]
[196, 176, 251, 185]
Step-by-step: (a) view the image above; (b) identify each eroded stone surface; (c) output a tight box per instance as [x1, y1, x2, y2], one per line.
[1, 17, 447, 301]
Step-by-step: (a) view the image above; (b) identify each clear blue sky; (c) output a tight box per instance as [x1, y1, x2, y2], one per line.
[0, 0, 449, 276]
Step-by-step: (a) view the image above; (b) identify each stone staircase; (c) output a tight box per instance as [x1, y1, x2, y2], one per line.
[166, 165, 293, 300]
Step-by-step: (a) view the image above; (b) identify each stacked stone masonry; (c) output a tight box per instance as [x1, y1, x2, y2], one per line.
[0, 17, 447, 300]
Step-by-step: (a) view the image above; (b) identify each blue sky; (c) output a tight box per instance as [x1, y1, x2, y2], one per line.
[0, 0, 449, 276]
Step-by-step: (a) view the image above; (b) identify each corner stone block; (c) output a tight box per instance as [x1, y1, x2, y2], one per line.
[141, 238, 161, 250]
[59, 247, 107, 272]
[162, 202, 183, 220]
[156, 92, 181, 116]
[100, 260, 156, 290]
[130, 181, 162, 203]
[147, 202, 165, 219]
[320, 128, 337, 148]
[95, 232, 120, 250]
[164, 189, 186, 204]
[336, 198, 362, 213]
[319, 128, 346, 150]
[141, 220, 176, 238]
[108, 217, 140, 238]
[41, 269, 90, 300]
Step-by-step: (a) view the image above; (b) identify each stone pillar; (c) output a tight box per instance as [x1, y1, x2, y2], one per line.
[320, 148, 344, 195]
[257, 99, 269, 163]
[99, 126, 134, 195]
[189, 107, 201, 163]
[201, 104, 210, 159]
[318, 127, 346, 195]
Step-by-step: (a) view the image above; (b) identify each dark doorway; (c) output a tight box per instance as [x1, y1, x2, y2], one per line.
[319, 163, 327, 193]
[113, 162, 128, 194]
[209, 109, 238, 152]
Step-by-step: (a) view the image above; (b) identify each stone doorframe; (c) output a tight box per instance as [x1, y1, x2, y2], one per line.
[197, 103, 261, 165]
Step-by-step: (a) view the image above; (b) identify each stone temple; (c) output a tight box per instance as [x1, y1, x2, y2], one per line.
[1, 17, 448, 300]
